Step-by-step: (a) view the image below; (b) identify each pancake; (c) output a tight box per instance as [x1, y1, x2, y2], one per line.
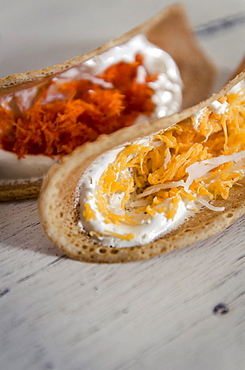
[38, 70, 245, 263]
[0, 4, 216, 201]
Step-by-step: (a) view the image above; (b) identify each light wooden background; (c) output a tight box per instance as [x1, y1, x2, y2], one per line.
[1, 1, 245, 369]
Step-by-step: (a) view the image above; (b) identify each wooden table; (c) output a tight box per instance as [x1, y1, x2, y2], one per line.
[1, 1, 245, 369]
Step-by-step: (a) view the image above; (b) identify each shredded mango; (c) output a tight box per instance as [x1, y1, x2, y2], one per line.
[88, 83, 245, 231]
[0, 54, 156, 158]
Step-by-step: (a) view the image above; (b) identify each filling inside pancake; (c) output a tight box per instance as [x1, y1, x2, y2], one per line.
[79, 80, 245, 248]
[0, 35, 182, 182]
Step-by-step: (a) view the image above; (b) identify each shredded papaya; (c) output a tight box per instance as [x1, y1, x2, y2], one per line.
[0, 54, 157, 158]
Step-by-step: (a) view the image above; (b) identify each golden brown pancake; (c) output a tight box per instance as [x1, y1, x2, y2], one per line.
[0, 4, 216, 201]
[38, 70, 245, 263]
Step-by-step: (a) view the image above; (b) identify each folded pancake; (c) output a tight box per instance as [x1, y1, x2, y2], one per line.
[0, 4, 216, 202]
[38, 70, 245, 263]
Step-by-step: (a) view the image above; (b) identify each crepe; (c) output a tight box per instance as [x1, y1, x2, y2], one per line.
[38, 69, 245, 263]
[0, 4, 216, 202]
[230, 55, 245, 79]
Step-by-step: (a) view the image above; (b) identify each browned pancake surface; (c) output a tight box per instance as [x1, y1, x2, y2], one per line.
[38, 71, 245, 263]
[0, 4, 217, 201]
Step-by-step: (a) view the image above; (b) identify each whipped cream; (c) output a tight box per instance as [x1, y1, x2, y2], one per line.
[78, 141, 190, 248]
[47, 35, 182, 117]
[0, 150, 57, 183]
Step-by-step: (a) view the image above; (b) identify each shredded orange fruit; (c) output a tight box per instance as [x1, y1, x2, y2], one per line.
[0, 54, 156, 158]
[88, 83, 245, 231]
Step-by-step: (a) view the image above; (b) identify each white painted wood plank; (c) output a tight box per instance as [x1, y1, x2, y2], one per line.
[1, 203, 245, 369]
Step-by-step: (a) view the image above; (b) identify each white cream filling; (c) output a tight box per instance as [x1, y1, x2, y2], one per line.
[0, 35, 182, 183]
[78, 142, 245, 249]
[78, 142, 192, 248]
[47, 34, 182, 116]
[0, 150, 58, 183]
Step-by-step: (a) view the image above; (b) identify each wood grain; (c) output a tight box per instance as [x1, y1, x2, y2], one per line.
[1, 198, 245, 370]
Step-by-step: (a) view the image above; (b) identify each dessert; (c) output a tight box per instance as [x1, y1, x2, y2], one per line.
[39, 70, 245, 263]
[0, 4, 215, 201]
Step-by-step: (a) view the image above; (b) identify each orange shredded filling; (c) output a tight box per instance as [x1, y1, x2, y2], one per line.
[0, 54, 157, 158]
[88, 84, 245, 232]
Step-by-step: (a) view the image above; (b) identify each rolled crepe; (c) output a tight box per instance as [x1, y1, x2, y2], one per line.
[0, 4, 216, 201]
[38, 69, 245, 263]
